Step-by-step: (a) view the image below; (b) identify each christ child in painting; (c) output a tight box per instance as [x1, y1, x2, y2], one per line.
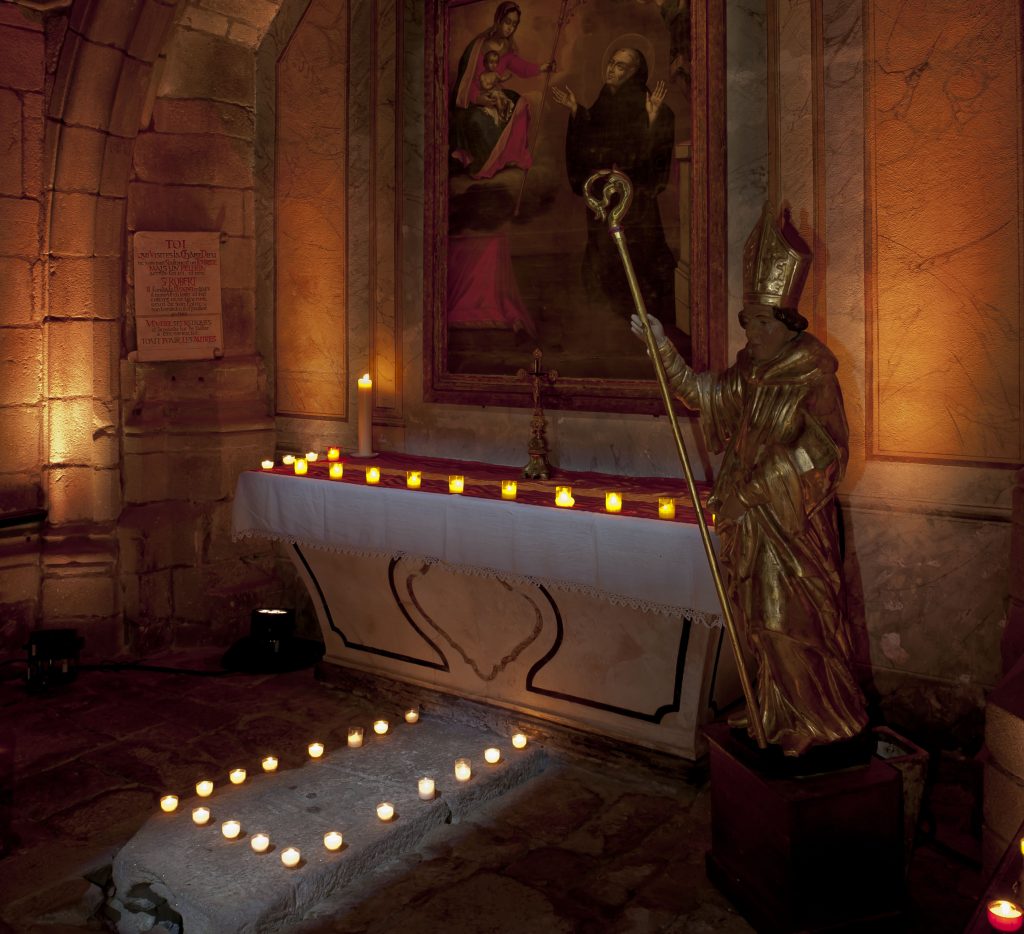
[477, 50, 516, 125]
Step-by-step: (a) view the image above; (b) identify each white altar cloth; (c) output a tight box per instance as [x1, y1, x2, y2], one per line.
[232, 471, 722, 626]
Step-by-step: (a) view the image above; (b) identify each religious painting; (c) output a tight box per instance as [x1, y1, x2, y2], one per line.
[425, 0, 725, 412]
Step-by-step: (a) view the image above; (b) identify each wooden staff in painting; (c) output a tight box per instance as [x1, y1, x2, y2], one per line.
[582, 169, 769, 750]
[512, 0, 580, 216]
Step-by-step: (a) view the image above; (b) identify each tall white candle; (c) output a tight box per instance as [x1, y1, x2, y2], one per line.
[357, 374, 372, 456]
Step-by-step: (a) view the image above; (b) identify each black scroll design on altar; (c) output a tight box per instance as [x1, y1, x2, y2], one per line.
[292, 545, 449, 672]
[526, 584, 693, 724]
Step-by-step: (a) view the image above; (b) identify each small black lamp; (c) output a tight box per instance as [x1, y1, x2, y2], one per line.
[25, 628, 83, 692]
[222, 608, 324, 673]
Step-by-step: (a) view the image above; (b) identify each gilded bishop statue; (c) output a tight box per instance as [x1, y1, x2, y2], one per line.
[632, 204, 868, 757]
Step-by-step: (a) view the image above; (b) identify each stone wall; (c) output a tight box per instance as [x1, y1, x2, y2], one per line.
[0, 0, 289, 662]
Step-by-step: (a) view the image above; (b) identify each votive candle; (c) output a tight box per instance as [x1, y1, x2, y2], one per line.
[250, 833, 270, 853]
[366, 466, 380, 485]
[404, 708, 420, 724]
[448, 475, 464, 494]
[347, 727, 364, 748]
[327, 446, 341, 461]
[512, 732, 528, 749]
[605, 492, 622, 513]
[282, 454, 295, 466]
[987, 900, 1023, 932]
[555, 486, 574, 508]
[454, 758, 472, 782]
[324, 831, 343, 851]
[160, 794, 178, 813]
[221, 820, 241, 840]
[308, 742, 325, 759]
[229, 768, 246, 785]
[305, 451, 318, 462]
[261, 755, 278, 772]
[373, 719, 389, 735]
[261, 459, 274, 470]
[191, 806, 210, 825]
[293, 458, 308, 476]
[406, 471, 422, 490]
[501, 480, 517, 501]
[281, 847, 301, 868]
[329, 462, 344, 480]
[376, 802, 395, 821]
[484, 747, 501, 765]
[658, 497, 676, 520]
[418, 777, 435, 800]
[196, 780, 213, 797]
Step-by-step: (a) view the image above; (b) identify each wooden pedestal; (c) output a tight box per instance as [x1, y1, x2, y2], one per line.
[705, 722, 905, 933]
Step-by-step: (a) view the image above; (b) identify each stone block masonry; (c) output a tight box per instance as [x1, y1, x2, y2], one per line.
[112, 718, 548, 933]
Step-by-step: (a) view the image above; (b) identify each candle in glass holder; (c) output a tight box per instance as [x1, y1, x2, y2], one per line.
[501, 480, 517, 501]
[406, 470, 422, 490]
[484, 747, 501, 765]
[454, 758, 472, 782]
[404, 708, 420, 724]
[293, 458, 308, 476]
[512, 732, 528, 749]
[605, 492, 622, 513]
[327, 446, 341, 461]
[376, 802, 395, 822]
[221, 820, 241, 840]
[373, 719, 389, 735]
[305, 451, 318, 462]
[448, 475, 464, 494]
[261, 755, 278, 773]
[282, 454, 295, 466]
[261, 459, 274, 471]
[987, 900, 1023, 932]
[658, 497, 676, 520]
[308, 742, 325, 759]
[281, 847, 301, 868]
[159, 794, 178, 813]
[196, 780, 213, 797]
[347, 727, 364, 748]
[250, 833, 270, 853]
[324, 831, 343, 851]
[366, 466, 380, 485]
[555, 486, 574, 508]
[229, 768, 246, 785]
[191, 806, 210, 826]
[418, 777, 435, 800]
[329, 462, 344, 480]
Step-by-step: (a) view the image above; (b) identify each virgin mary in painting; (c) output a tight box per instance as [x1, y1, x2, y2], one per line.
[449, 1, 554, 179]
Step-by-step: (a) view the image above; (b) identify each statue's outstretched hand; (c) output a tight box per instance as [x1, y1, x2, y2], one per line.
[630, 313, 665, 345]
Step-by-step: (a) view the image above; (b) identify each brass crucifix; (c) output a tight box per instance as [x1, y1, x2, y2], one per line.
[517, 348, 558, 480]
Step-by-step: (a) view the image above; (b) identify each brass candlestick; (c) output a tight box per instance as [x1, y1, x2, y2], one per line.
[517, 348, 558, 480]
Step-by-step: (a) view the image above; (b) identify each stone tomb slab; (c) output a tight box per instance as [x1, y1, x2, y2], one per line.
[112, 719, 548, 933]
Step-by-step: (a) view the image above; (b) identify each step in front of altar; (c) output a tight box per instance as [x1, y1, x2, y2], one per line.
[112, 719, 548, 933]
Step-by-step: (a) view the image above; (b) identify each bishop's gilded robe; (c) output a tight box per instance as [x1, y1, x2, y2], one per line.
[660, 332, 868, 755]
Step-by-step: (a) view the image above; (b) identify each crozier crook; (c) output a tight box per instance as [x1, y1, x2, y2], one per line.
[582, 169, 768, 750]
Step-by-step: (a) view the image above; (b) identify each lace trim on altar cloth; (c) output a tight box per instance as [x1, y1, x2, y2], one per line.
[233, 529, 724, 628]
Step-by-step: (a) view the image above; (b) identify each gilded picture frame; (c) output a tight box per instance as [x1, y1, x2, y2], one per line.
[424, 0, 726, 413]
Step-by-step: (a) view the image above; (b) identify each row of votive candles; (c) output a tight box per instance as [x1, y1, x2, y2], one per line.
[262, 457, 679, 518]
[159, 730, 530, 870]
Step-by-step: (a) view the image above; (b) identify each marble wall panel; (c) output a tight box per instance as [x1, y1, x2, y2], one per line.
[844, 506, 1009, 690]
[274, 0, 347, 419]
[866, 0, 1022, 464]
[372, 0, 402, 420]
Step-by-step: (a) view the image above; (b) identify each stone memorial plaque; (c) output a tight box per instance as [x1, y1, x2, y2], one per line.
[133, 231, 223, 361]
